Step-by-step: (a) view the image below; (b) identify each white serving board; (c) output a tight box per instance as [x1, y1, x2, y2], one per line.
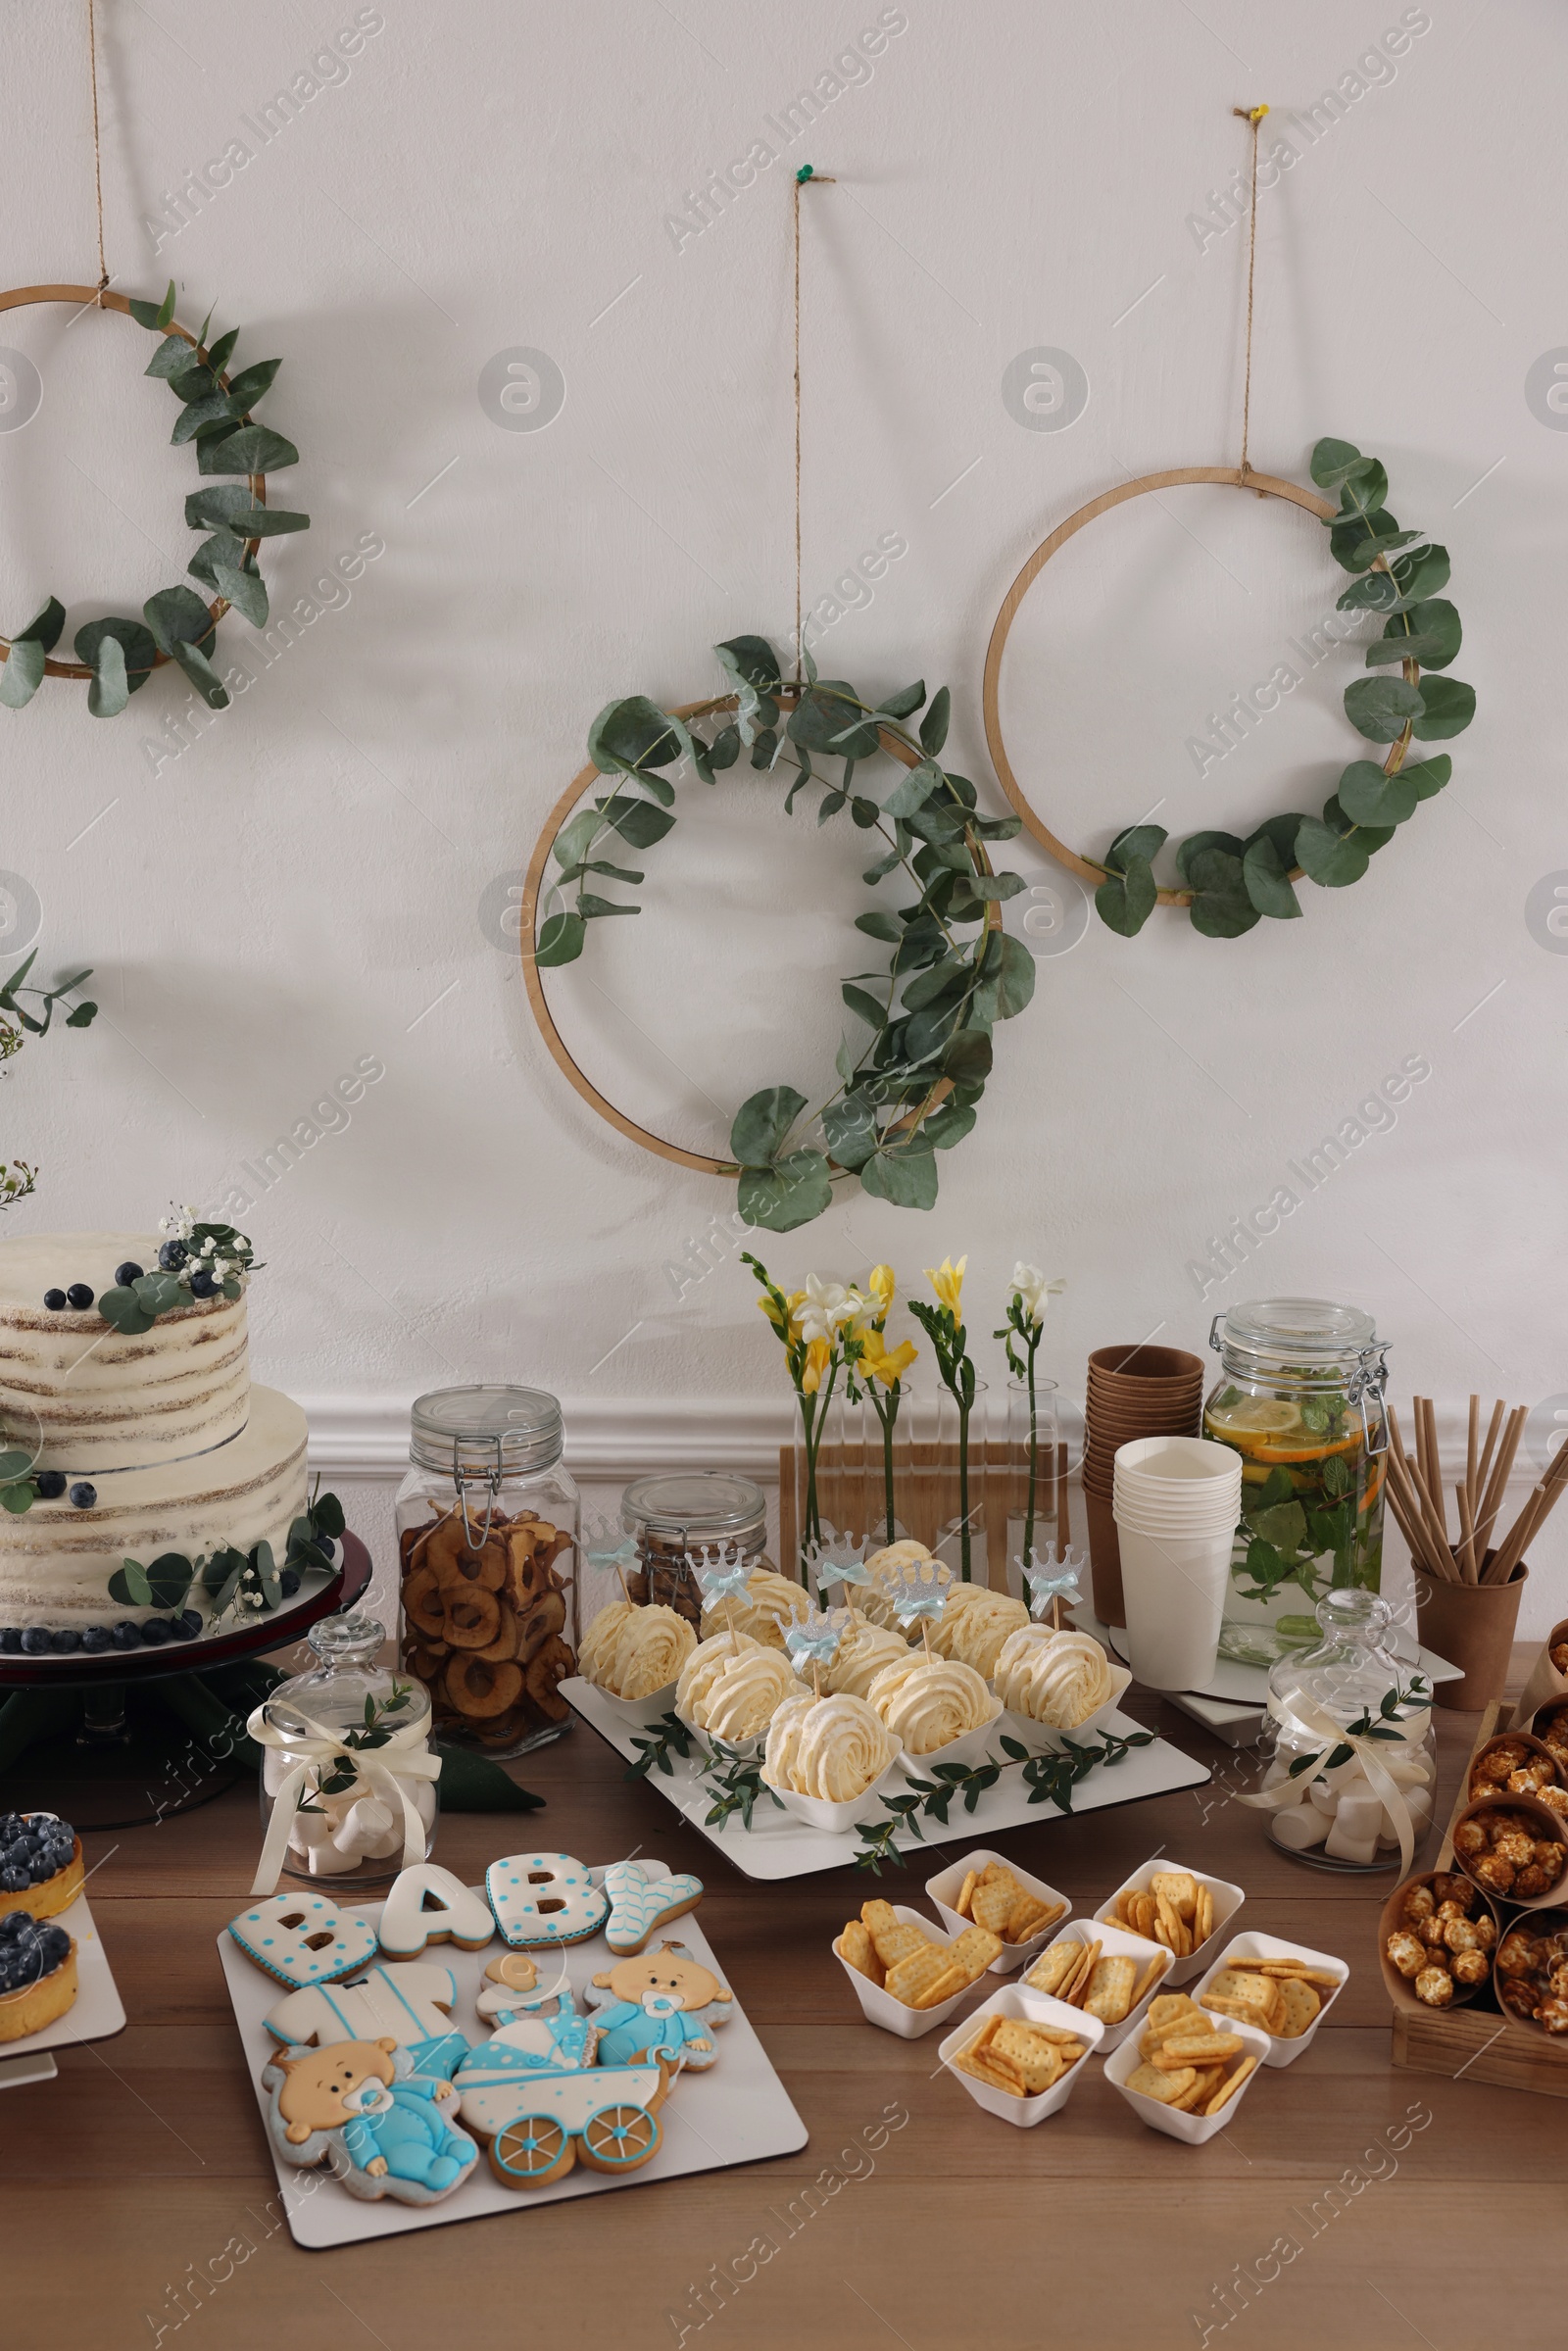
[564, 1681, 1210, 1882]
[219, 1864, 807, 2249]
[1079, 1608, 1462, 1702]
[0, 1891, 126, 2087]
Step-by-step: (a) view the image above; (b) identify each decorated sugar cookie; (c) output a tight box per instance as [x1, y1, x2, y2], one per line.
[453, 1994, 602, 2140]
[485, 1853, 608, 1948]
[602, 1860, 705, 1957]
[475, 1950, 575, 2026]
[227, 1891, 378, 1988]
[263, 2035, 478, 2205]
[263, 1961, 470, 2082]
[377, 1862, 495, 1960]
[585, 1940, 732, 2071]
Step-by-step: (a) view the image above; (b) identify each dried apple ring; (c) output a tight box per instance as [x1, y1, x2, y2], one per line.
[403, 1566, 446, 1640]
[444, 1654, 523, 1717]
[476, 1603, 519, 1662]
[444, 1590, 503, 1650]
[524, 1633, 574, 1722]
[516, 1589, 567, 1664]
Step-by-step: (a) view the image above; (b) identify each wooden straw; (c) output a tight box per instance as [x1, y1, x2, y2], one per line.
[1475, 1397, 1506, 1507]
[1387, 1446, 1458, 1582]
[1387, 1407, 1456, 1579]
[1465, 1395, 1480, 1522]
[1487, 1464, 1568, 1586]
[1474, 1405, 1527, 1555]
[1454, 1484, 1480, 1585]
[1419, 1398, 1448, 1543]
[1385, 1475, 1446, 1580]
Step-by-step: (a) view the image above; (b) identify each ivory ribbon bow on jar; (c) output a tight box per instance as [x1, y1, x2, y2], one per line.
[247, 1702, 442, 1897]
[1237, 1690, 1425, 1879]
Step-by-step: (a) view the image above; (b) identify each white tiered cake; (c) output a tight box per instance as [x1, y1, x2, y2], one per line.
[0, 1233, 308, 1633]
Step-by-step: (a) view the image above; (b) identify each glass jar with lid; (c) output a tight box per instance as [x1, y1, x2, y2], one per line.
[1204, 1297, 1390, 1667]
[1253, 1589, 1436, 1872]
[613, 1472, 770, 1632]
[395, 1384, 579, 1758]
[257, 1612, 438, 1888]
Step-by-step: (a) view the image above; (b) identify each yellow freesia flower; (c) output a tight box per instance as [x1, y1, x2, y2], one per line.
[860, 1328, 917, 1388]
[757, 1289, 806, 1344]
[802, 1336, 832, 1395]
[925, 1254, 967, 1317]
[867, 1263, 896, 1317]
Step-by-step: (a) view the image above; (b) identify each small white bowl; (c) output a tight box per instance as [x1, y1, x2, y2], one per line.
[939, 1984, 1104, 2127]
[924, 1847, 1071, 1974]
[1104, 2016, 1271, 2143]
[1190, 1932, 1348, 2068]
[1094, 1854, 1246, 1985]
[832, 1904, 982, 2039]
[592, 1677, 682, 1728]
[994, 1662, 1135, 1754]
[1023, 1915, 1171, 2051]
[760, 1738, 906, 1835]
[673, 1705, 769, 1765]
[891, 1697, 1006, 1777]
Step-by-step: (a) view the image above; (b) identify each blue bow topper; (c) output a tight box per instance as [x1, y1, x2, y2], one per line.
[584, 1517, 642, 1581]
[1021, 1543, 1087, 1619]
[890, 1560, 948, 1629]
[804, 1522, 872, 1598]
[784, 1611, 843, 1671]
[690, 1543, 753, 1605]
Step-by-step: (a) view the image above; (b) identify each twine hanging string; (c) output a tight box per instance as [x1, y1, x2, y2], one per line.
[1230, 103, 1269, 483]
[87, 0, 110, 300]
[792, 164, 835, 682]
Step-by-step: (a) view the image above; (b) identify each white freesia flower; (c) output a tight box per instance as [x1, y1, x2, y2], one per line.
[799, 1273, 858, 1346]
[1011, 1262, 1065, 1328]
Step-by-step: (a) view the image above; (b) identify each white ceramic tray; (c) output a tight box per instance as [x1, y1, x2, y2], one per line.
[220, 1861, 807, 2248]
[0, 1891, 126, 2087]
[564, 1681, 1210, 1883]
[1075, 1606, 1462, 1703]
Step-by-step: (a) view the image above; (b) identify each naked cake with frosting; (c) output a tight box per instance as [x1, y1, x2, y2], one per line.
[0, 1228, 309, 1641]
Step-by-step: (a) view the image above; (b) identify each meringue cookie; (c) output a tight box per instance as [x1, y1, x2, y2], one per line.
[698, 1566, 811, 1650]
[866, 1651, 996, 1755]
[821, 1617, 909, 1701]
[676, 1631, 802, 1740]
[857, 1540, 953, 1633]
[928, 1585, 1030, 1679]
[993, 1625, 1113, 1728]
[579, 1599, 695, 1699]
[763, 1690, 896, 1803]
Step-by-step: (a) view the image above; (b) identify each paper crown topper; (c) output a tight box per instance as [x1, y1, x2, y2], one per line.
[889, 1559, 948, 1626]
[689, 1543, 753, 1604]
[803, 1522, 873, 1592]
[1020, 1543, 1087, 1617]
[784, 1611, 843, 1669]
[583, 1517, 641, 1580]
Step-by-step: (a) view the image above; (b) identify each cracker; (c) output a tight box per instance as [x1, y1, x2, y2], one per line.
[1063, 1938, 1101, 2006]
[970, 1880, 1018, 1938]
[1006, 1894, 1056, 1944]
[1130, 1951, 1168, 2010]
[1197, 1884, 1214, 1945]
[1170, 2069, 1212, 2113]
[955, 1870, 979, 1921]
[885, 1943, 957, 2007]
[948, 1924, 1004, 1984]
[1204, 2054, 1258, 2115]
[836, 1921, 883, 1984]
[1157, 2031, 1245, 2066]
[1084, 1955, 1139, 2025]
[991, 2019, 1064, 2094]
[1277, 1979, 1321, 2038]
[1152, 1870, 1198, 1923]
[1023, 1942, 1082, 1998]
[1127, 2060, 1196, 2106]
[870, 1920, 930, 1970]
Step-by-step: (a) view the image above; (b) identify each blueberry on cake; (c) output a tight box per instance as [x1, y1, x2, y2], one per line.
[0, 1812, 83, 1920]
[0, 1910, 77, 2041]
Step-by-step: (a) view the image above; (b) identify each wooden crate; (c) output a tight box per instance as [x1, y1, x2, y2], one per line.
[776, 1440, 1069, 1591]
[1391, 1696, 1568, 2099]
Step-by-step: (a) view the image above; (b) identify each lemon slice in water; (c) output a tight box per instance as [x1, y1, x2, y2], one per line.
[1205, 1396, 1300, 1438]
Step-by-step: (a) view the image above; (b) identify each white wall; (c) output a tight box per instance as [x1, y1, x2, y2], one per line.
[2, 1, 1564, 1631]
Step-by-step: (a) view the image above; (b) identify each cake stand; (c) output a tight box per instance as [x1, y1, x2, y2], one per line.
[0, 1533, 372, 1826]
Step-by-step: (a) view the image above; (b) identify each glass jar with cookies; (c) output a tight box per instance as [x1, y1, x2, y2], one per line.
[395, 1384, 579, 1758]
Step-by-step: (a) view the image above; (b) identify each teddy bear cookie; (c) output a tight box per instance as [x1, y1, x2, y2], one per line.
[585, 1941, 732, 2071]
[264, 2035, 479, 2204]
[0, 1910, 77, 2042]
[263, 1960, 471, 2082]
[602, 1860, 705, 1956]
[0, 1812, 84, 1922]
[227, 1891, 379, 1987]
[377, 1862, 495, 1960]
[485, 1852, 609, 1947]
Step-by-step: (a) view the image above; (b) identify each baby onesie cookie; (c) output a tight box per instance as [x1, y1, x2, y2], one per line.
[227, 1891, 378, 1988]
[377, 1862, 495, 1959]
[485, 1853, 608, 1948]
[263, 1961, 470, 2082]
[264, 2035, 478, 2205]
[602, 1859, 705, 1956]
[585, 1940, 732, 2071]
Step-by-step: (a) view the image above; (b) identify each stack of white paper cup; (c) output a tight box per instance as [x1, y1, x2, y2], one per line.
[1112, 1437, 1244, 1691]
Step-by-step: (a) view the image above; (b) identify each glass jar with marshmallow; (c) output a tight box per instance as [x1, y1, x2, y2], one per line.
[1250, 1590, 1437, 1873]
[256, 1612, 439, 1887]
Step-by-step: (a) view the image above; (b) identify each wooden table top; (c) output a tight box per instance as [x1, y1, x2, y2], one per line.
[9, 1665, 1564, 2351]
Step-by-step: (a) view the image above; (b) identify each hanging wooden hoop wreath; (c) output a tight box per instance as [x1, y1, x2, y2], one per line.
[0, 284, 303, 712]
[518, 682, 948, 1179]
[982, 466, 1332, 906]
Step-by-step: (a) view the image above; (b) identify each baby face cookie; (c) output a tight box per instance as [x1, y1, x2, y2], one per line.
[585, 1940, 733, 2071]
[485, 1853, 608, 1948]
[264, 2036, 479, 2206]
[228, 1892, 379, 1988]
[602, 1859, 704, 1956]
[377, 1862, 495, 1960]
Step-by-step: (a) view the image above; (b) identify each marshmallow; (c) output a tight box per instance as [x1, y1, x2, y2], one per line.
[308, 1837, 361, 1875]
[1272, 1804, 1330, 1850]
[1324, 1811, 1379, 1864]
[332, 1796, 396, 1859]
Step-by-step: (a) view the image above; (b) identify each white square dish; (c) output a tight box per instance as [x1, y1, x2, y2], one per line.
[832, 1904, 982, 2039]
[760, 1738, 906, 1835]
[1023, 1915, 1171, 2051]
[924, 1848, 1071, 1973]
[891, 1700, 1006, 1777]
[995, 1662, 1135, 1752]
[1189, 1932, 1348, 2067]
[1093, 1854, 1245, 1984]
[1104, 2016, 1270, 2143]
[939, 1984, 1104, 2126]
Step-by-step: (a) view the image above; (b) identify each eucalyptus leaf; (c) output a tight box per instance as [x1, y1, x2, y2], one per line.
[185, 486, 310, 536]
[859, 1142, 938, 1210]
[198, 423, 299, 474]
[967, 872, 1024, 902]
[0, 637, 47, 710]
[1329, 512, 1420, 572]
[588, 695, 682, 776]
[1175, 830, 1245, 886]
[1241, 833, 1302, 919]
[901, 957, 968, 1012]
[1244, 812, 1307, 868]
[923, 1099, 977, 1150]
[883, 760, 943, 819]
[730, 1085, 807, 1166]
[737, 1150, 833, 1232]
[598, 792, 675, 849]
[1398, 756, 1451, 801]
[1337, 759, 1418, 827]
[1364, 599, 1460, 670]
[87, 632, 129, 719]
[842, 982, 888, 1030]
[225, 358, 282, 409]
[942, 1027, 993, 1083]
[169, 363, 217, 403]
[712, 635, 781, 692]
[205, 328, 240, 376]
[109, 1560, 154, 1607]
[1344, 675, 1423, 742]
[876, 680, 925, 720]
[1308, 435, 1367, 489]
[74, 616, 157, 694]
[213, 559, 268, 627]
[97, 1284, 156, 1336]
[172, 394, 238, 446]
[822, 1092, 879, 1169]
[144, 332, 192, 378]
[144, 586, 219, 652]
[171, 637, 228, 709]
[1187, 848, 1261, 939]
[984, 931, 1035, 1017]
[1096, 858, 1156, 936]
[1295, 816, 1371, 888]
[534, 911, 586, 966]
[1106, 823, 1168, 874]
[1409, 675, 1475, 739]
[918, 686, 951, 756]
[789, 680, 879, 759]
